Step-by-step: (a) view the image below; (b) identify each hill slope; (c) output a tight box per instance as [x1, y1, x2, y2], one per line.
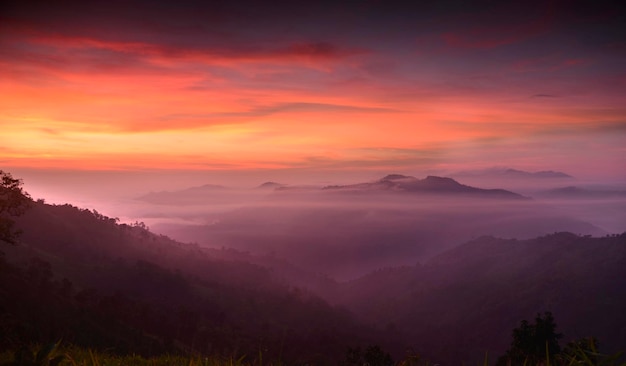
[333, 232, 626, 364]
[1, 201, 391, 363]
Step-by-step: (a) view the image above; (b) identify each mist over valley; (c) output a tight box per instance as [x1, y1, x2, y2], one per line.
[130, 173, 618, 280]
[2, 169, 625, 364]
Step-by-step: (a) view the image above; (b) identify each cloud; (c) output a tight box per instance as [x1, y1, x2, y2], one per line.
[283, 147, 445, 170]
[149, 102, 399, 131]
[435, 2, 555, 50]
[249, 102, 397, 115]
[511, 56, 588, 73]
[531, 94, 559, 98]
[0, 30, 364, 75]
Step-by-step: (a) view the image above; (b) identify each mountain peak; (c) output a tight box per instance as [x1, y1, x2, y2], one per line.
[423, 175, 460, 183]
[420, 176, 463, 188]
[502, 168, 572, 178]
[380, 174, 413, 181]
[257, 181, 284, 189]
[325, 174, 527, 198]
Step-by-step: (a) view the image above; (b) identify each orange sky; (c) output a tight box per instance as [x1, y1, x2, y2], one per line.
[1, 1, 625, 181]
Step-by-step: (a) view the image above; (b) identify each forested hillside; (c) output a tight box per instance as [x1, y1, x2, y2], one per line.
[1, 187, 625, 365]
[334, 232, 626, 363]
[1, 200, 394, 364]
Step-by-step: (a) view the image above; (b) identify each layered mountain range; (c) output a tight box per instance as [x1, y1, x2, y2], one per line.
[1, 199, 624, 364]
[140, 175, 604, 278]
[322, 174, 528, 199]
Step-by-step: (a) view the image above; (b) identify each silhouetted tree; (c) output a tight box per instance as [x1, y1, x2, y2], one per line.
[560, 337, 599, 364]
[344, 345, 394, 366]
[498, 312, 563, 366]
[0, 170, 31, 245]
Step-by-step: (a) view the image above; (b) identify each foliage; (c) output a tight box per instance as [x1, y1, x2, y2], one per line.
[497, 314, 626, 366]
[559, 337, 626, 366]
[0, 199, 382, 364]
[343, 345, 394, 366]
[0, 342, 624, 366]
[499, 312, 562, 366]
[561, 337, 601, 365]
[8, 342, 65, 366]
[0, 170, 31, 245]
[0, 344, 244, 366]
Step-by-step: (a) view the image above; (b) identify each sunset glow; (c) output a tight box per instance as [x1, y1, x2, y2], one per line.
[2, 3, 626, 363]
[1, 1, 625, 179]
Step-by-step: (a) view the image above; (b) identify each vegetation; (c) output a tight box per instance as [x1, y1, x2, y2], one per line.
[337, 233, 626, 364]
[0, 340, 623, 366]
[0, 170, 31, 245]
[497, 313, 625, 366]
[343, 345, 394, 366]
[1, 191, 385, 364]
[498, 312, 562, 365]
[1, 171, 625, 365]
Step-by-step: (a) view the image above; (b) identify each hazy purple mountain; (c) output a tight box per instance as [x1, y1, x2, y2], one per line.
[502, 168, 572, 179]
[256, 181, 285, 189]
[137, 184, 228, 204]
[453, 167, 573, 179]
[539, 186, 626, 199]
[131, 174, 607, 279]
[323, 174, 528, 199]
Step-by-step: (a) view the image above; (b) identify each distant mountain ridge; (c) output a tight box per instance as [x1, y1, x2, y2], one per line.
[257, 181, 284, 189]
[136, 183, 251, 205]
[323, 174, 528, 199]
[539, 186, 626, 199]
[136, 174, 528, 201]
[504, 168, 572, 178]
[453, 167, 573, 179]
[138, 183, 227, 202]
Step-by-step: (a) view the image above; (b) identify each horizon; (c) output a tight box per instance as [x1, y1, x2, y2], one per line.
[2, 2, 626, 359]
[2, 0, 626, 285]
[2, 0, 625, 195]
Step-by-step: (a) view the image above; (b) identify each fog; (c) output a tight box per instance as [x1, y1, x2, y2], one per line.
[15, 168, 626, 280]
[7, 168, 626, 363]
[128, 176, 622, 280]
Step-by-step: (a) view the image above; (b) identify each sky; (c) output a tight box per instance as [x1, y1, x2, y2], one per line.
[1, 0, 625, 199]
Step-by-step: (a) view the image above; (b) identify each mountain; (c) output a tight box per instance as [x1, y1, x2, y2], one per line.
[539, 186, 626, 199]
[145, 174, 604, 279]
[454, 168, 573, 179]
[2, 193, 624, 364]
[322, 175, 528, 199]
[256, 181, 285, 189]
[1, 200, 392, 363]
[136, 184, 229, 204]
[333, 232, 626, 364]
[135, 174, 528, 203]
[502, 169, 572, 179]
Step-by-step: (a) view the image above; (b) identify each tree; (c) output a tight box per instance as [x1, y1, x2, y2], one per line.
[0, 170, 31, 244]
[344, 345, 394, 366]
[560, 337, 599, 364]
[499, 312, 563, 366]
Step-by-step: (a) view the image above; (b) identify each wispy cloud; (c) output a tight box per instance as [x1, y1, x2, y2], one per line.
[531, 94, 559, 98]
[1, 0, 624, 177]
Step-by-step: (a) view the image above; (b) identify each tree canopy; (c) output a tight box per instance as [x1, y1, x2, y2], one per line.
[0, 170, 31, 244]
[499, 311, 563, 366]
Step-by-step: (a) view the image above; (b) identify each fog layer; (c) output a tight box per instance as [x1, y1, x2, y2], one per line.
[130, 174, 620, 279]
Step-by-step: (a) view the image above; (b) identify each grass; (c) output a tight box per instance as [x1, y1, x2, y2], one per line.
[0, 341, 624, 366]
[0, 344, 252, 366]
